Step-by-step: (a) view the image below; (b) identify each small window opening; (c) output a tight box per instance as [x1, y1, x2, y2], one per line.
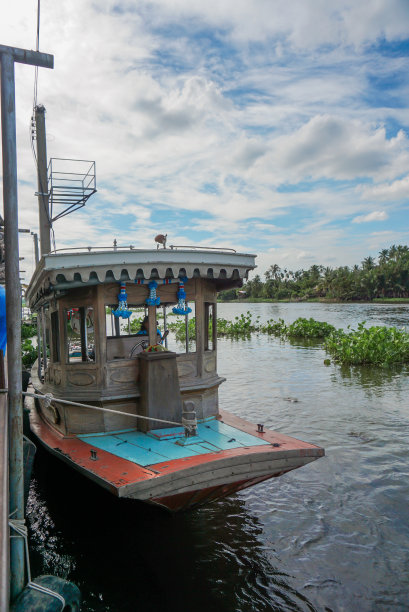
[66, 307, 95, 363]
[51, 311, 60, 362]
[205, 303, 216, 351]
[168, 301, 196, 354]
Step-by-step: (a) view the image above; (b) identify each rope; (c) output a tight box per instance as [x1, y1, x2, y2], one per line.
[9, 512, 66, 609]
[22, 391, 196, 433]
[0, 388, 196, 432]
[27, 581, 66, 607]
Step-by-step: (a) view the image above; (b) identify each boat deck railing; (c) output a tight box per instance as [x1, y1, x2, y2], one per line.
[50, 243, 237, 255]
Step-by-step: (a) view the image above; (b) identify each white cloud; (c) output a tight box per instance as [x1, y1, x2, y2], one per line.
[1, 0, 409, 286]
[142, 0, 409, 48]
[259, 116, 409, 182]
[352, 211, 389, 224]
[360, 175, 409, 201]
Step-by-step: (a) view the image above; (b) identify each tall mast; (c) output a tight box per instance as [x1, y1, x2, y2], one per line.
[34, 104, 51, 256]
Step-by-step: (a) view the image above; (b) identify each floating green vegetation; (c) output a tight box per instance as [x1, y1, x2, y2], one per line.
[167, 313, 409, 367]
[168, 312, 333, 342]
[260, 317, 336, 338]
[167, 317, 197, 342]
[128, 316, 144, 334]
[287, 318, 336, 338]
[325, 323, 409, 365]
[217, 312, 260, 337]
[167, 312, 260, 342]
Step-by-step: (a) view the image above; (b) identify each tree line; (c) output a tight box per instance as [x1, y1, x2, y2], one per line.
[219, 244, 409, 301]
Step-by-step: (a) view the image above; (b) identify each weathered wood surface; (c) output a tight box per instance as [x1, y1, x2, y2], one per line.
[27, 394, 323, 507]
[138, 351, 182, 432]
[0, 392, 9, 609]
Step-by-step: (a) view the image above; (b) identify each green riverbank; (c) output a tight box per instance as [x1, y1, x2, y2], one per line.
[218, 297, 409, 304]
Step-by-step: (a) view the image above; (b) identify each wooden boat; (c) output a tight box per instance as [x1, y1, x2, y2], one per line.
[25, 246, 324, 511]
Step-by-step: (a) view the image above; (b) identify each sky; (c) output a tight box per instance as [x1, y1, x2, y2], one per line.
[1, 0, 409, 284]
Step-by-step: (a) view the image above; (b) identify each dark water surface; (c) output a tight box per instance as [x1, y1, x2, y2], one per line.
[27, 303, 409, 611]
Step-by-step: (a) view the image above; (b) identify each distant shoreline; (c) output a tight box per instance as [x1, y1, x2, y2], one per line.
[217, 298, 409, 304]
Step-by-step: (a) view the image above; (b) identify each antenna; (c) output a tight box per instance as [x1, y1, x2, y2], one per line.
[32, 109, 97, 254]
[48, 157, 97, 222]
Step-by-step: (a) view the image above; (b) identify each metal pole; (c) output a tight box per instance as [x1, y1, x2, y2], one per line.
[185, 303, 189, 354]
[1, 51, 25, 600]
[35, 105, 51, 256]
[163, 305, 168, 349]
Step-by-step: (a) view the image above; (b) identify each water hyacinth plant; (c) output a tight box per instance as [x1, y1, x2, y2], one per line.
[287, 318, 336, 338]
[260, 317, 336, 338]
[325, 323, 409, 365]
[121, 309, 409, 367]
[168, 312, 334, 342]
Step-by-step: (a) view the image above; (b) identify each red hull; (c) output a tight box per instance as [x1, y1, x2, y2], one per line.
[28, 398, 324, 511]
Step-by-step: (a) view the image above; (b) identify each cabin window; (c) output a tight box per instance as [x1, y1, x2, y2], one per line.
[168, 301, 196, 354]
[205, 303, 216, 351]
[40, 306, 50, 372]
[65, 307, 95, 363]
[106, 306, 146, 338]
[50, 311, 60, 362]
[105, 287, 197, 356]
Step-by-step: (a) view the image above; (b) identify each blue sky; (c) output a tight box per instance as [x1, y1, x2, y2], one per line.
[1, 0, 409, 282]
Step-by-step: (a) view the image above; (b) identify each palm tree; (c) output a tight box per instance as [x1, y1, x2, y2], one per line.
[361, 256, 375, 271]
[378, 249, 389, 265]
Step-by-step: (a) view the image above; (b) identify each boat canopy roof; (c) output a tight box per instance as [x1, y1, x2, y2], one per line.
[26, 247, 256, 308]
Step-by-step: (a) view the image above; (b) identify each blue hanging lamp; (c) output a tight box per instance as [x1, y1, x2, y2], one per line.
[146, 280, 160, 306]
[112, 283, 132, 319]
[172, 277, 192, 315]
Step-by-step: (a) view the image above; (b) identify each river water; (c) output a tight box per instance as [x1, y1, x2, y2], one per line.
[27, 303, 409, 611]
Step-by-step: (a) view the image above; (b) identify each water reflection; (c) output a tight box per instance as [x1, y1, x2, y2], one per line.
[336, 362, 409, 389]
[26, 303, 409, 611]
[28, 447, 317, 612]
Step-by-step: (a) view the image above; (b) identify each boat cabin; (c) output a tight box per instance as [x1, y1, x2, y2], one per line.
[26, 247, 256, 437]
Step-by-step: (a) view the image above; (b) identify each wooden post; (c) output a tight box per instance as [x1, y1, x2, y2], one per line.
[0, 43, 53, 602]
[35, 105, 51, 256]
[147, 305, 157, 345]
[195, 279, 204, 377]
[138, 351, 181, 432]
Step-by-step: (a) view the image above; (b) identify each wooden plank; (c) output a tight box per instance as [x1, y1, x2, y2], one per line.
[123, 454, 317, 500]
[201, 420, 270, 448]
[115, 431, 204, 460]
[77, 433, 166, 465]
[0, 393, 9, 609]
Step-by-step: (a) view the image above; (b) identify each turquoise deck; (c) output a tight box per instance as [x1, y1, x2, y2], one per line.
[78, 419, 269, 467]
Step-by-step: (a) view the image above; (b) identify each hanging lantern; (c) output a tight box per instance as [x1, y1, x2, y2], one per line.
[172, 277, 192, 315]
[146, 280, 160, 306]
[112, 283, 132, 319]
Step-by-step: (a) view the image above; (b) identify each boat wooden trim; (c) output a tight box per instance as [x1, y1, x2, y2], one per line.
[25, 245, 324, 510]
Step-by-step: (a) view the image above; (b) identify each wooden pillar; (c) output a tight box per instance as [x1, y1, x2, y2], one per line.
[96, 285, 107, 371]
[80, 306, 87, 361]
[138, 351, 181, 432]
[195, 279, 204, 377]
[148, 305, 157, 345]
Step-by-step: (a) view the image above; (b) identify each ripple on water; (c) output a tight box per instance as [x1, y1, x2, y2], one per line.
[28, 303, 409, 611]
